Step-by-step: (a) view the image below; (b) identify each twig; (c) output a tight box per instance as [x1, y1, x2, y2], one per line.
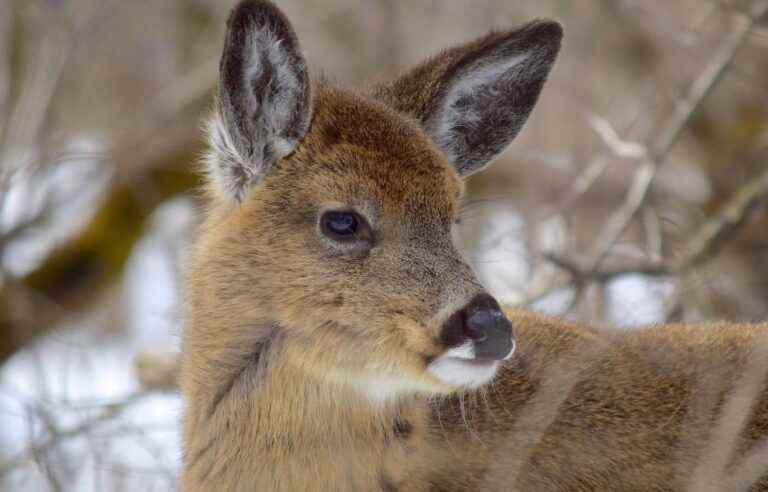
[555, 156, 609, 210]
[586, 0, 768, 269]
[0, 392, 150, 478]
[588, 114, 647, 159]
[0, 0, 11, 147]
[544, 165, 768, 283]
[675, 168, 768, 271]
[0, 24, 71, 189]
[642, 206, 663, 262]
[546, 114, 640, 219]
[525, 1, 768, 306]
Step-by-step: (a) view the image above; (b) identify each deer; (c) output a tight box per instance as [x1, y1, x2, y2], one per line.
[180, 1, 768, 490]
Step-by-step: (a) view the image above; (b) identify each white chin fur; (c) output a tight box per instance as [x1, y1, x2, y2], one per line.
[427, 338, 516, 388]
[427, 356, 500, 389]
[349, 339, 515, 401]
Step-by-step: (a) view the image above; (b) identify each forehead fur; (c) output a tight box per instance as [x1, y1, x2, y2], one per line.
[260, 83, 462, 221]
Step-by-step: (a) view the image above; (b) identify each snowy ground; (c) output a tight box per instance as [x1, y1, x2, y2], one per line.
[1, 189, 190, 491]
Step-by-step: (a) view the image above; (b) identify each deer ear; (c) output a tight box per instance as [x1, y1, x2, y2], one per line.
[207, 0, 312, 201]
[375, 21, 562, 177]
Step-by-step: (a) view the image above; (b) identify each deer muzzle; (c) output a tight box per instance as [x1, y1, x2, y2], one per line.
[440, 293, 515, 361]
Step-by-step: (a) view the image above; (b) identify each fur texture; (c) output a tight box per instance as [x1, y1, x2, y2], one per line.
[181, 2, 768, 491]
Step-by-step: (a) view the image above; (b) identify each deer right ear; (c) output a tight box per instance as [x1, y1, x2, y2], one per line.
[207, 0, 312, 201]
[375, 21, 562, 178]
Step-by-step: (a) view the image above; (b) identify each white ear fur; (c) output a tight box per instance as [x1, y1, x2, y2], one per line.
[204, 112, 251, 201]
[242, 30, 303, 157]
[428, 52, 531, 175]
[429, 24, 560, 177]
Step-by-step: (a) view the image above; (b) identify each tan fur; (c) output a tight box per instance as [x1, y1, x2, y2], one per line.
[181, 4, 768, 490]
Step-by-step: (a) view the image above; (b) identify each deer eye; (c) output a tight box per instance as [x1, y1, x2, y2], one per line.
[324, 211, 357, 235]
[320, 210, 370, 242]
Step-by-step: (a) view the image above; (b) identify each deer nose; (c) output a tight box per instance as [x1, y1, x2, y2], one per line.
[441, 293, 515, 361]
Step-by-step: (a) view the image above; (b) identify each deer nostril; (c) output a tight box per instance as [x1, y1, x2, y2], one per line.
[465, 310, 491, 342]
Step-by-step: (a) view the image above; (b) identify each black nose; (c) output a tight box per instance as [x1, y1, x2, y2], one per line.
[440, 293, 514, 360]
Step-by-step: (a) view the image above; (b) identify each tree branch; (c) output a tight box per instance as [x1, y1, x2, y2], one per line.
[586, 0, 768, 269]
[526, 1, 768, 307]
[545, 165, 768, 283]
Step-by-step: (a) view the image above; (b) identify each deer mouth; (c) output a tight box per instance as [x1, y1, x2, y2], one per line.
[426, 338, 516, 389]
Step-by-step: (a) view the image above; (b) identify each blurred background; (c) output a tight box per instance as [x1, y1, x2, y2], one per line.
[0, 0, 767, 490]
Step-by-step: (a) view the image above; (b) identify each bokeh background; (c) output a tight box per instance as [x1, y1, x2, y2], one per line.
[1, 0, 767, 490]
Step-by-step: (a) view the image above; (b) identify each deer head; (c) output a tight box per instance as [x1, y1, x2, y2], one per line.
[189, 0, 562, 404]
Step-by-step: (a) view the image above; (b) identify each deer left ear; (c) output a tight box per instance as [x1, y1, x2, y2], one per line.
[209, 0, 312, 201]
[375, 21, 562, 177]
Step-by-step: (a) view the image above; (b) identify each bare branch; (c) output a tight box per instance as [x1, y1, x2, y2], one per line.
[587, 0, 768, 268]
[0, 0, 11, 145]
[675, 168, 768, 271]
[0, 392, 151, 479]
[527, 1, 768, 308]
[0, 19, 71, 189]
[588, 114, 647, 159]
[542, 165, 768, 286]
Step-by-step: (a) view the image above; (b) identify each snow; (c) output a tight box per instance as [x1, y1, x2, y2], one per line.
[0, 197, 193, 491]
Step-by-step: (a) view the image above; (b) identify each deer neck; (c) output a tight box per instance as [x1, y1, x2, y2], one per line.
[185, 325, 424, 490]
[257, 350, 408, 446]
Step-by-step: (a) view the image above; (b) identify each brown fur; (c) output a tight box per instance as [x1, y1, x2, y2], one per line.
[181, 2, 768, 490]
[419, 313, 768, 491]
